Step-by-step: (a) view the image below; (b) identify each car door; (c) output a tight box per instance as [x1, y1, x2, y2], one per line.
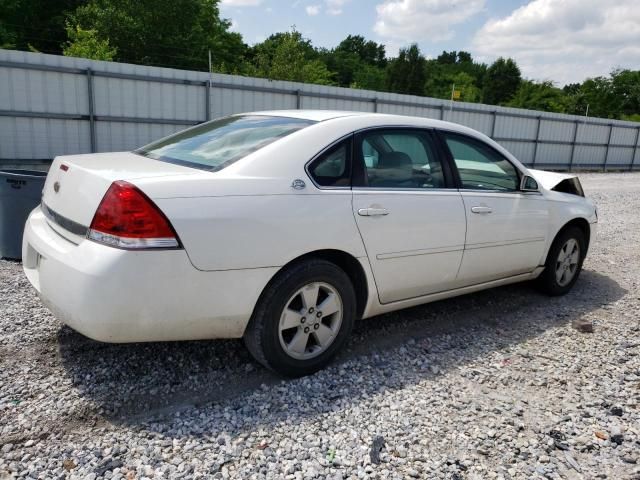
[351, 128, 467, 304]
[438, 130, 550, 285]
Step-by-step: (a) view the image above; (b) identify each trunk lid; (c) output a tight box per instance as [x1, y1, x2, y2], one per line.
[42, 152, 198, 241]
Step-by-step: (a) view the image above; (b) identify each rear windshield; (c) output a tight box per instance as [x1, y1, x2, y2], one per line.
[136, 115, 315, 171]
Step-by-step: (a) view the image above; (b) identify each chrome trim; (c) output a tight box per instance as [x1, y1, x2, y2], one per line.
[377, 245, 464, 260]
[88, 229, 180, 249]
[353, 187, 458, 193]
[459, 188, 543, 196]
[465, 237, 545, 250]
[41, 202, 88, 236]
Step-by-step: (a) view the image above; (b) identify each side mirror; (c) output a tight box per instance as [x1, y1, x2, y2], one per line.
[520, 175, 539, 192]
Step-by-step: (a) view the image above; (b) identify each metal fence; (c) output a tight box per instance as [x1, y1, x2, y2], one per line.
[1, 49, 639, 171]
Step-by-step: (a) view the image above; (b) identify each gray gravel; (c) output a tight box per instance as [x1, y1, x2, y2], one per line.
[1, 172, 640, 480]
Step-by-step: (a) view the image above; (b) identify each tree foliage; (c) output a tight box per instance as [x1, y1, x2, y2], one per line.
[0, 0, 85, 51]
[319, 35, 386, 90]
[482, 57, 522, 105]
[507, 80, 567, 112]
[70, 0, 246, 70]
[424, 50, 486, 101]
[63, 24, 116, 60]
[386, 44, 426, 96]
[250, 30, 333, 85]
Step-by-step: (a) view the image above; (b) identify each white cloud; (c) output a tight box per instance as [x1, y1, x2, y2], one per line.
[326, 0, 349, 15]
[306, 4, 321, 15]
[374, 0, 485, 43]
[472, 0, 640, 85]
[221, 0, 262, 6]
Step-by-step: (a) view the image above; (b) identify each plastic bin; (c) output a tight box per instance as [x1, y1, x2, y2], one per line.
[0, 170, 47, 260]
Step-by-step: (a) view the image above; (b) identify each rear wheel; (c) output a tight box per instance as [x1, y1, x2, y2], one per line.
[536, 226, 586, 296]
[244, 259, 356, 377]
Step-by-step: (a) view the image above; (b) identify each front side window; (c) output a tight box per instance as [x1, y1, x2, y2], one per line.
[308, 139, 352, 187]
[442, 132, 520, 191]
[355, 130, 446, 189]
[136, 115, 315, 172]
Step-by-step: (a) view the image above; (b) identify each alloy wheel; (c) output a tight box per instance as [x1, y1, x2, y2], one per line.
[278, 282, 343, 360]
[555, 238, 580, 287]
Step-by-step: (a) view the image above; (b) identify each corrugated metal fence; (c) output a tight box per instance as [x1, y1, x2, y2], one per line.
[1, 49, 639, 171]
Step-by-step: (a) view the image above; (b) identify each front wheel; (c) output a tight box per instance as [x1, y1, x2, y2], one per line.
[244, 259, 356, 377]
[536, 226, 586, 296]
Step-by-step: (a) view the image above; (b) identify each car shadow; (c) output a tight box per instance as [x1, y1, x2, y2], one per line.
[57, 269, 625, 437]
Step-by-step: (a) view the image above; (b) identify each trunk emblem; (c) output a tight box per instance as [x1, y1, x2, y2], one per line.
[53, 181, 60, 193]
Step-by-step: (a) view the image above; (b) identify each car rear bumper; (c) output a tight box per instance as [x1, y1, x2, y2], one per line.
[22, 207, 278, 342]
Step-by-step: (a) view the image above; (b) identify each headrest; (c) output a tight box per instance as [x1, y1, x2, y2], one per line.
[378, 151, 412, 169]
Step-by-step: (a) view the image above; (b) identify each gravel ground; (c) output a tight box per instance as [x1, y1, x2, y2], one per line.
[1, 172, 639, 480]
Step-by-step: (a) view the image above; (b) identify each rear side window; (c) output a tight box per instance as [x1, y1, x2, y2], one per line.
[308, 139, 352, 187]
[442, 132, 519, 191]
[136, 115, 315, 172]
[355, 129, 446, 189]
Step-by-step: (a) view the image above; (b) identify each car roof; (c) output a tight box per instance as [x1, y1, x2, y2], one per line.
[243, 110, 369, 122]
[243, 109, 466, 130]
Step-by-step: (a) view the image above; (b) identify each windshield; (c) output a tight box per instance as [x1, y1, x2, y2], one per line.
[136, 115, 315, 171]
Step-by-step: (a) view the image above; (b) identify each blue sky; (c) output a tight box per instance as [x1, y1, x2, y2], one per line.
[219, 0, 640, 86]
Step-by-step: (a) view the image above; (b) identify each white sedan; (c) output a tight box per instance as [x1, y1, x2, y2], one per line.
[23, 111, 597, 376]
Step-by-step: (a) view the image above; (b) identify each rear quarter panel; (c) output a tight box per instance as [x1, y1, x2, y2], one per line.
[155, 191, 367, 271]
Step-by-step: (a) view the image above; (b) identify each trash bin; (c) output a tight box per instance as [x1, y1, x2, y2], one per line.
[0, 169, 47, 260]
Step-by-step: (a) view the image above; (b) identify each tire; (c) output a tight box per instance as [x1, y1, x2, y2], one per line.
[536, 226, 586, 296]
[244, 259, 356, 377]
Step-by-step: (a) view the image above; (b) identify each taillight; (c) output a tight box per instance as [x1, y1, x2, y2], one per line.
[88, 180, 181, 249]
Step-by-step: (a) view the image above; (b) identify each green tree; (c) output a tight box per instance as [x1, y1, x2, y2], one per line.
[319, 35, 386, 89]
[424, 50, 486, 101]
[482, 57, 522, 105]
[252, 30, 334, 85]
[63, 24, 116, 60]
[611, 69, 640, 118]
[350, 63, 386, 91]
[334, 35, 386, 67]
[507, 80, 567, 112]
[0, 0, 85, 52]
[249, 31, 318, 67]
[450, 72, 481, 103]
[386, 44, 426, 96]
[68, 0, 246, 70]
[576, 76, 620, 118]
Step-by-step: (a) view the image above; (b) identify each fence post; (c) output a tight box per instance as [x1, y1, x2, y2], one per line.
[630, 126, 640, 171]
[568, 120, 579, 171]
[603, 124, 613, 172]
[490, 111, 497, 139]
[373, 98, 378, 113]
[86, 68, 97, 153]
[531, 116, 542, 167]
[296, 90, 302, 109]
[439, 104, 445, 120]
[205, 81, 211, 121]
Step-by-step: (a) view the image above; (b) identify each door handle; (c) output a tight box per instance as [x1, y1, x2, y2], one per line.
[471, 206, 492, 214]
[358, 207, 389, 216]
